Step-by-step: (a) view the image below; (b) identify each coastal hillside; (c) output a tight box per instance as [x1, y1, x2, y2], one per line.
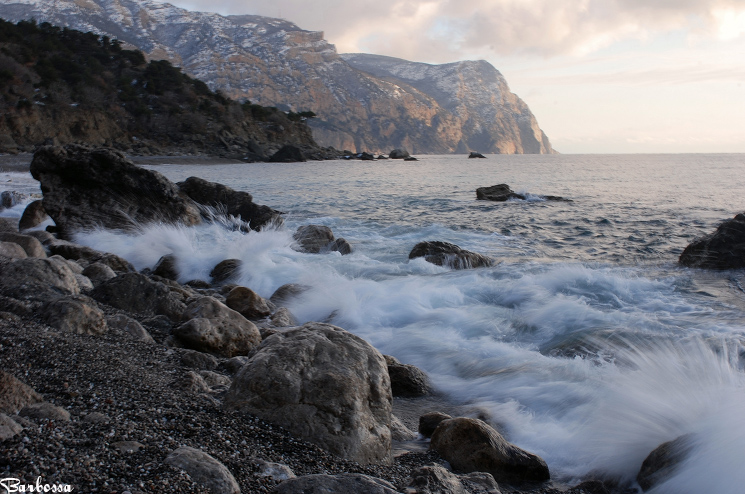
[0, 19, 328, 159]
[0, 0, 555, 154]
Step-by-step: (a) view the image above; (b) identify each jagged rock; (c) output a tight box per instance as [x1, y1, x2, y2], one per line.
[174, 296, 261, 357]
[252, 459, 296, 481]
[476, 184, 525, 202]
[268, 145, 306, 163]
[177, 176, 282, 231]
[30, 145, 202, 237]
[0, 371, 43, 414]
[179, 349, 219, 371]
[389, 149, 410, 159]
[409, 241, 493, 269]
[274, 474, 399, 494]
[0, 413, 23, 441]
[269, 283, 310, 306]
[406, 465, 501, 494]
[225, 322, 392, 465]
[430, 417, 550, 483]
[19, 402, 71, 422]
[210, 259, 243, 284]
[0, 232, 46, 258]
[153, 254, 179, 280]
[0, 241, 26, 259]
[0, 217, 19, 232]
[225, 286, 272, 319]
[81, 262, 117, 287]
[90, 272, 186, 321]
[636, 434, 695, 491]
[42, 296, 107, 335]
[384, 355, 431, 397]
[679, 213, 745, 269]
[469, 152, 487, 158]
[404, 156, 418, 161]
[165, 446, 240, 494]
[0, 191, 26, 209]
[18, 200, 49, 231]
[293, 225, 352, 255]
[419, 411, 452, 438]
[0, 257, 80, 301]
[106, 314, 154, 343]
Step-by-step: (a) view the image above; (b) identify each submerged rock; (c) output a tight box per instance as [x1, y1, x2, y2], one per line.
[636, 434, 695, 491]
[409, 241, 493, 269]
[679, 212, 745, 269]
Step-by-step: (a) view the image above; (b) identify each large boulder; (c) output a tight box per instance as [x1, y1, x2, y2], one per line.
[389, 149, 410, 159]
[430, 417, 550, 483]
[0, 232, 46, 258]
[679, 213, 745, 269]
[41, 296, 107, 335]
[225, 286, 273, 319]
[0, 257, 80, 301]
[225, 322, 392, 465]
[293, 225, 352, 255]
[476, 184, 525, 201]
[409, 241, 493, 269]
[165, 446, 240, 494]
[30, 145, 202, 237]
[90, 272, 186, 321]
[0, 242, 26, 259]
[18, 200, 49, 231]
[173, 297, 262, 357]
[636, 434, 695, 491]
[274, 474, 399, 494]
[177, 176, 282, 231]
[268, 145, 306, 163]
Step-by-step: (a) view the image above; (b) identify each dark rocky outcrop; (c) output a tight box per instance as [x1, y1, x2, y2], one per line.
[419, 411, 453, 438]
[210, 259, 243, 284]
[409, 241, 493, 269]
[225, 322, 392, 465]
[177, 176, 283, 231]
[389, 149, 410, 159]
[636, 434, 695, 491]
[30, 145, 202, 237]
[679, 213, 745, 269]
[384, 355, 431, 397]
[476, 184, 525, 202]
[469, 152, 487, 158]
[293, 225, 352, 255]
[18, 200, 49, 231]
[90, 273, 186, 321]
[268, 145, 306, 163]
[430, 417, 550, 484]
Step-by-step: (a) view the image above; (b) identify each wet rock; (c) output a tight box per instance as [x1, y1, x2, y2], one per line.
[90, 273, 186, 321]
[0, 413, 23, 441]
[269, 283, 310, 306]
[679, 213, 745, 269]
[81, 262, 117, 287]
[210, 259, 243, 284]
[252, 459, 296, 481]
[225, 322, 392, 465]
[106, 314, 154, 343]
[274, 473, 399, 494]
[293, 225, 352, 255]
[0, 371, 43, 414]
[268, 144, 306, 163]
[153, 254, 179, 280]
[177, 175, 282, 231]
[0, 241, 26, 259]
[165, 446, 240, 494]
[0, 217, 18, 232]
[18, 200, 49, 231]
[19, 402, 71, 422]
[269, 307, 298, 328]
[469, 152, 487, 158]
[391, 414, 417, 441]
[0, 191, 26, 209]
[48, 241, 134, 273]
[0, 232, 46, 258]
[406, 465, 501, 494]
[42, 296, 107, 335]
[389, 149, 410, 159]
[409, 241, 493, 269]
[419, 411, 452, 438]
[430, 417, 550, 483]
[385, 355, 431, 397]
[567, 480, 610, 494]
[636, 434, 695, 491]
[0, 257, 80, 301]
[30, 145, 202, 237]
[173, 296, 261, 357]
[225, 286, 272, 319]
[179, 349, 219, 371]
[357, 152, 375, 160]
[475, 184, 525, 202]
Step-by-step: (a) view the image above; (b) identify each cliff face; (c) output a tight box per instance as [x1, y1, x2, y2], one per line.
[0, 0, 555, 154]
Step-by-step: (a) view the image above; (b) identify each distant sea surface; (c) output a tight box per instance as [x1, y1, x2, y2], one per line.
[3, 153, 745, 492]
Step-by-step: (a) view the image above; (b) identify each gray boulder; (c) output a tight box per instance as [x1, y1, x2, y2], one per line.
[476, 184, 525, 202]
[81, 262, 117, 287]
[0, 191, 26, 209]
[409, 241, 493, 269]
[636, 434, 695, 491]
[419, 411, 453, 438]
[210, 259, 243, 284]
[0, 241, 26, 259]
[165, 446, 240, 494]
[90, 272, 186, 321]
[0, 232, 46, 258]
[430, 417, 550, 483]
[30, 145, 202, 238]
[153, 254, 180, 280]
[293, 225, 353, 255]
[225, 322, 393, 465]
[253, 459, 295, 481]
[106, 314, 155, 343]
[389, 149, 410, 159]
[42, 296, 107, 335]
[179, 349, 219, 371]
[269, 283, 310, 306]
[48, 241, 134, 273]
[18, 200, 49, 230]
[0, 257, 80, 301]
[679, 213, 745, 269]
[274, 474, 399, 494]
[406, 465, 501, 494]
[0, 371, 43, 414]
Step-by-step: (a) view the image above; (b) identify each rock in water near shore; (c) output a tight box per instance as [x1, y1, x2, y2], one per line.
[177, 176, 283, 231]
[268, 145, 306, 163]
[224, 322, 393, 465]
[409, 241, 493, 269]
[389, 149, 410, 159]
[293, 225, 353, 255]
[30, 145, 202, 237]
[469, 152, 487, 158]
[430, 417, 550, 483]
[636, 434, 695, 491]
[679, 213, 745, 269]
[476, 184, 525, 201]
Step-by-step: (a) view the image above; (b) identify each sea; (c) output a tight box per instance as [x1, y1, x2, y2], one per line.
[2, 153, 745, 493]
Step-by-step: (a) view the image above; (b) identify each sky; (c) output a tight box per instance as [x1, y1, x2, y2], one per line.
[161, 0, 745, 154]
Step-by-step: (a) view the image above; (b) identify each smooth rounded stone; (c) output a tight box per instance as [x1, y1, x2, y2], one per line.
[24, 230, 56, 245]
[390, 414, 417, 441]
[225, 322, 393, 465]
[1, 190, 26, 209]
[185, 279, 212, 289]
[636, 434, 695, 491]
[19, 402, 71, 422]
[42, 296, 107, 335]
[225, 286, 272, 319]
[385, 355, 431, 398]
[0, 217, 18, 232]
[111, 441, 146, 453]
[81, 262, 118, 287]
[293, 225, 334, 253]
[0, 257, 80, 301]
[406, 465, 501, 494]
[419, 411, 452, 438]
[0, 232, 46, 258]
[431, 418, 550, 483]
[30, 145, 202, 237]
[274, 473, 399, 494]
[269, 307, 298, 328]
[252, 459, 296, 481]
[0, 241, 26, 259]
[389, 148, 411, 159]
[82, 412, 111, 424]
[165, 446, 240, 494]
[179, 349, 219, 370]
[75, 274, 94, 291]
[210, 259, 243, 284]
[327, 237, 352, 255]
[679, 212, 745, 269]
[18, 200, 49, 231]
[269, 283, 310, 306]
[91, 272, 186, 321]
[174, 296, 261, 357]
[409, 241, 493, 270]
[153, 254, 179, 280]
[218, 356, 249, 375]
[0, 413, 23, 441]
[175, 371, 212, 394]
[106, 314, 155, 343]
[475, 184, 525, 202]
[0, 371, 43, 415]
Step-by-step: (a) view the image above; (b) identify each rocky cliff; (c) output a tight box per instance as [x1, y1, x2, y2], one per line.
[0, 0, 555, 154]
